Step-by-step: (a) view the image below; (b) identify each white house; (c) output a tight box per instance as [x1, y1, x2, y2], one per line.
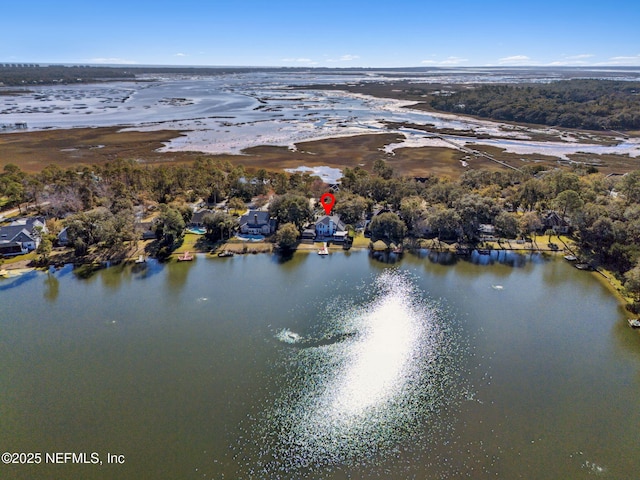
[0, 217, 47, 256]
[315, 215, 348, 242]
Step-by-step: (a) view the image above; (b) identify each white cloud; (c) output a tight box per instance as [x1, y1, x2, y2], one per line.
[281, 57, 317, 65]
[498, 55, 531, 65]
[327, 54, 360, 63]
[565, 54, 594, 60]
[597, 54, 640, 66]
[175, 53, 187, 57]
[88, 57, 137, 65]
[421, 56, 468, 66]
[546, 54, 595, 66]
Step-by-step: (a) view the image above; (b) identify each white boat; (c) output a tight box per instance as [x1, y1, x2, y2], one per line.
[318, 242, 329, 255]
[628, 318, 640, 329]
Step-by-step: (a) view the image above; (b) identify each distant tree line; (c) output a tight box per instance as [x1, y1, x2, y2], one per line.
[425, 79, 640, 131]
[0, 64, 381, 87]
[0, 65, 137, 86]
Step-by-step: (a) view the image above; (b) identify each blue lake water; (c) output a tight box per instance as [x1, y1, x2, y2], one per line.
[1, 250, 639, 479]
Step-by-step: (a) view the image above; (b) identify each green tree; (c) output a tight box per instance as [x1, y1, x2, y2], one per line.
[36, 236, 53, 262]
[624, 262, 640, 301]
[158, 207, 185, 246]
[334, 194, 369, 226]
[426, 205, 462, 241]
[519, 179, 547, 211]
[227, 197, 246, 213]
[373, 159, 393, 180]
[453, 193, 500, 241]
[553, 189, 583, 218]
[519, 211, 542, 238]
[203, 211, 236, 241]
[494, 211, 519, 239]
[400, 196, 426, 234]
[275, 222, 300, 250]
[369, 212, 406, 244]
[585, 217, 615, 255]
[269, 194, 313, 229]
[618, 170, 640, 204]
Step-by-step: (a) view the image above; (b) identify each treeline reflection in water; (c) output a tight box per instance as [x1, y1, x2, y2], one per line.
[27, 248, 548, 299]
[371, 248, 544, 268]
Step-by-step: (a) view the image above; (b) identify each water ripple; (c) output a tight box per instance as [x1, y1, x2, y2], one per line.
[236, 269, 469, 478]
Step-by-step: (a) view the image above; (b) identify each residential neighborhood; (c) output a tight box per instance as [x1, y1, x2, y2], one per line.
[0, 216, 46, 256]
[238, 210, 276, 236]
[3, 156, 640, 309]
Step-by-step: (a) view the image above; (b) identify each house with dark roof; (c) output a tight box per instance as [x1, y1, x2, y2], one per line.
[0, 217, 46, 256]
[315, 215, 348, 242]
[57, 227, 69, 246]
[238, 210, 276, 235]
[542, 211, 570, 234]
[301, 227, 317, 243]
[190, 209, 214, 227]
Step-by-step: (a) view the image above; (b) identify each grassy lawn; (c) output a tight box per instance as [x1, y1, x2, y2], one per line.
[598, 268, 633, 306]
[0, 252, 36, 266]
[350, 232, 370, 248]
[173, 233, 215, 254]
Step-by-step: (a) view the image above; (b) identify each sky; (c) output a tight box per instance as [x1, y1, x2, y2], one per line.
[2, 0, 640, 68]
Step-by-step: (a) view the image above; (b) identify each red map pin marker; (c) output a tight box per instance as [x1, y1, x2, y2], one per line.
[320, 192, 336, 215]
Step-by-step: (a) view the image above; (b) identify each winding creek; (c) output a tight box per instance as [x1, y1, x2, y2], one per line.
[2, 71, 640, 160]
[1, 250, 640, 479]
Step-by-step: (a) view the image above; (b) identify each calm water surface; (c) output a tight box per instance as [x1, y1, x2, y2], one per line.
[1, 251, 639, 479]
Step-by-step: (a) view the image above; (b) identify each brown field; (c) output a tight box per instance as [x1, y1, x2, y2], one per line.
[0, 127, 471, 178]
[0, 125, 637, 179]
[0, 127, 193, 172]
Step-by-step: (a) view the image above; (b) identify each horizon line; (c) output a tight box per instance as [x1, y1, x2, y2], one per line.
[3, 62, 640, 71]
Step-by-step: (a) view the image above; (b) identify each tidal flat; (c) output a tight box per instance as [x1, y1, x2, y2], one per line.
[2, 69, 640, 177]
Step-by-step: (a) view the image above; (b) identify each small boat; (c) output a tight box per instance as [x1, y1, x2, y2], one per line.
[628, 318, 640, 329]
[217, 250, 234, 257]
[177, 251, 193, 261]
[135, 254, 146, 264]
[318, 242, 329, 255]
[564, 255, 577, 262]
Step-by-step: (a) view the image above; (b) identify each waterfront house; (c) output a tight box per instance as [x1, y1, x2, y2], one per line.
[190, 209, 214, 228]
[542, 211, 570, 234]
[57, 227, 69, 246]
[238, 210, 276, 236]
[0, 217, 46, 256]
[315, 215, 348, 242]
[301, 227, 317, 243]
[478, 223, 496, 240]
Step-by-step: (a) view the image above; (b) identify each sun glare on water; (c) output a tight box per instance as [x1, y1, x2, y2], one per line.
[329, 280, 421, 418]
[237, 270, 467, 477]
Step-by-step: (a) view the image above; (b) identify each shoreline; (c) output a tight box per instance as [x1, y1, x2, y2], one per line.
[4, 236, 634, 319]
